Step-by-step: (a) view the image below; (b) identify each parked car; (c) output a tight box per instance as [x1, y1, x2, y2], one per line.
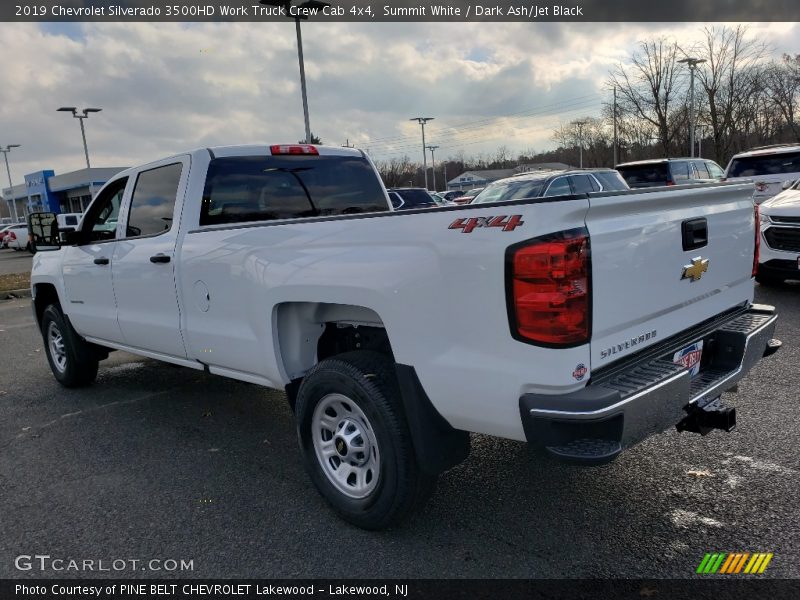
[386, 188, 437, 210]
[452, 187, 484, 204]
[0, 224, 15, 247]
[616, 158, 725, 189]
[472, 169, 629, 204]
[756, 178, 800, 284]
[724, 144, 800, 204]
[5, 223, 30, 251]
[440, 190, 463, 202]
[28, 143, 779, 530]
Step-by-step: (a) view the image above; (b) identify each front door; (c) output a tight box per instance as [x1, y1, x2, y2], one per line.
[61, 177, 129, 343]
[112, 158, 188, 358]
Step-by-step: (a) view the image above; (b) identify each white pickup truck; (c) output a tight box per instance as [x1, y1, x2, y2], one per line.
[29, 144, 780, 529]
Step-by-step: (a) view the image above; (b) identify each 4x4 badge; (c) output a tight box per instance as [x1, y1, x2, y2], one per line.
[682, 257, 709, 282]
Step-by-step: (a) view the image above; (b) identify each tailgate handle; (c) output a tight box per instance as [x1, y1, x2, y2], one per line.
[682, 218, 708, 251]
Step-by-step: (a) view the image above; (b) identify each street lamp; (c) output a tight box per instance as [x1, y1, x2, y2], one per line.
[1, 144, 21, 222]
[410, 117, 434, 189]
[678, 57, 707, 158]
[261, 0, 330, 144]
[57, 106, 102, 168]
[426, 145, 439, 191]
[572, 120, 587, 168]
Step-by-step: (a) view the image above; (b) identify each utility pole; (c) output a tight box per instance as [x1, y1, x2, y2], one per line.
[572, 120, 587, 168]
[426, 145, 439, 191]
[410, 117, 434, 189]
[612, 86, 618, 167]
[1, 145, 21, 222]
[58, 107, 102, 199]
[679, 57, 707, 158]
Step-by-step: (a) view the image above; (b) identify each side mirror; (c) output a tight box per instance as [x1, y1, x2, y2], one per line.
[781, 179, 796, 191]
[27, 212, 60, 252]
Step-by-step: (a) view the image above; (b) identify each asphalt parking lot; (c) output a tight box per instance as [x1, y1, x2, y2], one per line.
[0, 249, 32, 276]
[0, 254, 798, 578]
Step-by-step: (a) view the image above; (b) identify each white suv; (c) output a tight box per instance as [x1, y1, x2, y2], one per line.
[757, 178, 800, 284]
[725, 144, 800, 204]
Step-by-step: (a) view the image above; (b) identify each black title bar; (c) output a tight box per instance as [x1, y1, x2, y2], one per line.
[5, 0, 800, 22]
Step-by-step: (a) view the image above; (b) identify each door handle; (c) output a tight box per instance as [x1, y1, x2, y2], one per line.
[150, 254, 171, 264]
[93, 257, 110, 265]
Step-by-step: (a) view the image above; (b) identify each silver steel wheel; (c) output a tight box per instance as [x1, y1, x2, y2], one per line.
[312, 393, 381, 499]
[47, 321, 68, 373]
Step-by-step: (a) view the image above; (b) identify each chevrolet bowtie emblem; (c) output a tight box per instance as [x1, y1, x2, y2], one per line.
[682, 257, 709, 282]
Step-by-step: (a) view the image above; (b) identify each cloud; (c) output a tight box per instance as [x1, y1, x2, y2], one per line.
[0, 20, 797, 182]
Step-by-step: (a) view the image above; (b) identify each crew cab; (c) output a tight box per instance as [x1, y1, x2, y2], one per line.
[28, 144, 780, 529]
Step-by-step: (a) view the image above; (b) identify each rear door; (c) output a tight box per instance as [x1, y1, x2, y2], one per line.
[111, 158, 188, 358]
[585, 183, 756, 368]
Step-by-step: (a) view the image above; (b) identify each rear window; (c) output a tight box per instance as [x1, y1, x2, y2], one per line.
[392, 189, 435, 208]
[616, 164, 670, 186]
[727, 151, 800, 178]
[201, 155, 389, 226]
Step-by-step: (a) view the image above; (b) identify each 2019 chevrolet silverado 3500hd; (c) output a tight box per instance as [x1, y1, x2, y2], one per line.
[28, 144, 781, 529]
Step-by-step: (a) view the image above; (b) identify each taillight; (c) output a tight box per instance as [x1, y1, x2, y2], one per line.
[8, 232, 15, 241]
[269, 144, 318, 155]
[506, 228, 591, 347]
[753, 203, 760, 277]
[666, 180, 675, 186]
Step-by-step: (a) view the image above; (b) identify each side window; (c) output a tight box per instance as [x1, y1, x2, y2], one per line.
[692, 161, 710, 179]
[81, 177, 128, 242]
[670, 161, 691, 182]
[570, 174, 599, 194]
[126, 163, 183, 238]
[543, 177, 571, 198]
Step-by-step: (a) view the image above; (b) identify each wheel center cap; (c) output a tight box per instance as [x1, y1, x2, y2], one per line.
[334, 437, 347, 456]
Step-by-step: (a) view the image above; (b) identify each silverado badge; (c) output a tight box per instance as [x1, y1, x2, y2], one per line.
[682, 257, 709, 282]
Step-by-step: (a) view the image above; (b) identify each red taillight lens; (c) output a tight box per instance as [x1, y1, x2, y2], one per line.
[269, 144, 319, 155]
[753, 203, 760, 277]
[507, 229, 591, 346]
[8, 232, 16, 241]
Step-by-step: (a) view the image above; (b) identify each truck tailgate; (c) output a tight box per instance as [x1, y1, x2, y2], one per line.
[586, 183, 756, 369]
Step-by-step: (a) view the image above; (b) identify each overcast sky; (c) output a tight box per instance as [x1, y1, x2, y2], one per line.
[0, 21, 798, 182]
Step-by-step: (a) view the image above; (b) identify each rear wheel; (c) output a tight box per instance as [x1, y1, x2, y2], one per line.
[295, 350, 436, 530]
[41, 304, 99, 387]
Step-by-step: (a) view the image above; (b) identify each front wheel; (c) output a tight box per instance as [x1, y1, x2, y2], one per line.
[295, 351, 436, 530]
[41, 304, 99, 387]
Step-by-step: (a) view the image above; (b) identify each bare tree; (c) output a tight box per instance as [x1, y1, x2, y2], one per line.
[609, 37, 685, 156]
[764, 54, 800, 142]
[686, 25, 768, 161]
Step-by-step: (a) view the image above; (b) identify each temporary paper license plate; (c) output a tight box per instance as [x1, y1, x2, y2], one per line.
[673, 340, 704, 377]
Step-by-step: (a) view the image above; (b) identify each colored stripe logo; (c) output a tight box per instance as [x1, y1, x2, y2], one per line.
[696, 552, 773, 574]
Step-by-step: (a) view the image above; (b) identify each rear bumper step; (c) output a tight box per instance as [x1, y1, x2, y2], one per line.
[520, 305, 779, 465]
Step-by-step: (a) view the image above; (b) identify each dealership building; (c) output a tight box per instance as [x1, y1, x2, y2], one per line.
[2, 166, 128, 222]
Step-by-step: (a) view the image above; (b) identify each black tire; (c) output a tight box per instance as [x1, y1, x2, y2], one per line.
[755, 273, 784, 286]
[295, 350, 436, 530]
[41, 304, 99, 387]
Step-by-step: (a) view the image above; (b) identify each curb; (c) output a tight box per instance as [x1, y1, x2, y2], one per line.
[2, 288, 31, 300]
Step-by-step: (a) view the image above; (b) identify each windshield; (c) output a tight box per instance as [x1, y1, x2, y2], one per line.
[472, 179, 548, 204]
[727, 151, 800, 178]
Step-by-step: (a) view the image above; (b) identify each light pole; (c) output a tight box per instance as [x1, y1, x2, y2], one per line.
[426, 145, 439, 191]
[410, 117, 434, 189]
[572, 120, 587, 168]
[57, 107, 102, 168]
[1, 144, 21, 222]
[261, 0, 329, 144]
[679, 57, 707, 158]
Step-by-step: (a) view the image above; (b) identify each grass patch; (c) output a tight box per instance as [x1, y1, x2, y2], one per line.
[0, 272, 30, 293]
